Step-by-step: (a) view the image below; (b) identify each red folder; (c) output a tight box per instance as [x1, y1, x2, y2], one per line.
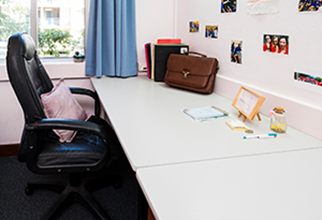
[157, 39, 181, 44]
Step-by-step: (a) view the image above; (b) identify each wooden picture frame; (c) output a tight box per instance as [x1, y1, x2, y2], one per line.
[232, 86, 265, 121]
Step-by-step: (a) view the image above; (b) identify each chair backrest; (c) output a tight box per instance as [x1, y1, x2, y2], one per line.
[6, 32, 54, 124]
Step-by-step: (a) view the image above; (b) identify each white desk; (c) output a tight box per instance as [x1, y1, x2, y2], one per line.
[91, 75, 322, 171]
[137, 148, 322, 220]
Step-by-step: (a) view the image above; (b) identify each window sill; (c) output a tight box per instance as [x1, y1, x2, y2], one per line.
[40, 57, 76, 64]
[0, 58, 86, 81]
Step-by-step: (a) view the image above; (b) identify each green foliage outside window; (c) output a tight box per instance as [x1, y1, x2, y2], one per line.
[38, 28, 80, 57]
[0, 0, 84, 58]
[0, 0, 30, 41]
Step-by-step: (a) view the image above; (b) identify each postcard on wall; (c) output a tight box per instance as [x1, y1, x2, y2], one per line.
[263, 34, 289, 55]
[205, 25, 218, 39]
[294, 66, 322, 94]
[189, 21, 199, 32]
[298, 0, 322, 12]
[231, 40, 242, 64]
[247, 0, 279, 15]
[221, 0, 237, 13]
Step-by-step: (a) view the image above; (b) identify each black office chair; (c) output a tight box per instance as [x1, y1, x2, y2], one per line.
[6, 32, 123, 220]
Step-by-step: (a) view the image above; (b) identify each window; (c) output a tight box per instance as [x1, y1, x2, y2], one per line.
[0, 0, 30, 59]
[0, 0, 85, 59]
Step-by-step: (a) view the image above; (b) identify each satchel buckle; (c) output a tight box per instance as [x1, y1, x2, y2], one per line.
[182, 71, 190, 79]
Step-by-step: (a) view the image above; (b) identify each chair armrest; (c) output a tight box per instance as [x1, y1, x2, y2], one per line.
[69, 87, 101, 117]
[26, 118, 108, 144]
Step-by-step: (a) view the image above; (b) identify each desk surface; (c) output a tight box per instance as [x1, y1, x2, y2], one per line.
[91, 76, 322, 171]
[137, 148, 322, 220]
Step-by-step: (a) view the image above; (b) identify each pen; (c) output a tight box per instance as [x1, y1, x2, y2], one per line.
[243, 133, 277, 139]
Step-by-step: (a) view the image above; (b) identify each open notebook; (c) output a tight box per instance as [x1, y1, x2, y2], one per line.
[182, 106, 229, 121]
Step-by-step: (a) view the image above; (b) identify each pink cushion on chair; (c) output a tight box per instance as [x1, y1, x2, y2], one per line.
[41, 79, 89, 143]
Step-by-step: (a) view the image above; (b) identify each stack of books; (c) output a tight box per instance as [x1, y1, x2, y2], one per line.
[145, 39, 189, 82]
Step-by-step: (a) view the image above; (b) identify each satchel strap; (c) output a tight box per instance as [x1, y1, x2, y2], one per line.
[184, 51, 207, 58]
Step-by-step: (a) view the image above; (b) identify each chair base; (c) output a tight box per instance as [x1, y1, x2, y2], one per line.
[25, 173, 122, 220]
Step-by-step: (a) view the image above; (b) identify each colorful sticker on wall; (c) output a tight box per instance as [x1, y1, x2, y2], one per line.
[221, 0, 237, 13]
[298, 0, 322, 12]
[231, 40, 242, 64]
[263, 34, 289, 55]
[205, 25, 218, 39]
[247, 0, 279, 14]
[294, 66, 322, 94]
[189, 21, 199, 32]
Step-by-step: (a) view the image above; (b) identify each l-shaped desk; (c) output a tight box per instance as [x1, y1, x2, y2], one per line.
[91, 75, 322, 220]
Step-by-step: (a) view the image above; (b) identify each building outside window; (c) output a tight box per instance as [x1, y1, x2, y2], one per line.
[0, 0, 85, 59]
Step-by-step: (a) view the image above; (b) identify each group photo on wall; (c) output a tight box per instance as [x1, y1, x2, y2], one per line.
[263, 34, 289, 55]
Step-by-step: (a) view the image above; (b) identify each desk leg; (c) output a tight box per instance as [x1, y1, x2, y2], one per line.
[138, 185, 148, 220]
[148, 206, 156, 220]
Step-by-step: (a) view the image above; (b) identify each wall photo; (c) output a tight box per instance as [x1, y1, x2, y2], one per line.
[189, 21, 200, 32]
[205, 25, 218, 38]
[294, 72, 322, 86]
[221, 0, 237, 13]
[293, 66, 322, 94]
[263, 34, 289, 55]
[298, 0, 322, 12]
[231, 40, 242, 64]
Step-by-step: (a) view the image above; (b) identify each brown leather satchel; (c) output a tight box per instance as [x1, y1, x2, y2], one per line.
[164, 52, 219, 94]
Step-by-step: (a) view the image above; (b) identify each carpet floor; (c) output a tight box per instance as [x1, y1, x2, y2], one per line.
[0, 155, 139, 220]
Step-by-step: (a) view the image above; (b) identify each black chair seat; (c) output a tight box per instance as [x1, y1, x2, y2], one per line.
[38, 132, 106, 167]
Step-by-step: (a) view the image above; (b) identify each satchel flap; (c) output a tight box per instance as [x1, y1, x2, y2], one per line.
[166, 54, 218, 89]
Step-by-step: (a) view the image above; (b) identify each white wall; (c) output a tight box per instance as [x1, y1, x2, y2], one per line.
[175, 0, 322, 140]
[0, 81, 24, 144]
[136, 0, 176, 65]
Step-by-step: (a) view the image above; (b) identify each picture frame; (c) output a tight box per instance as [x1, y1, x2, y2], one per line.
[232, 86, 265, 121]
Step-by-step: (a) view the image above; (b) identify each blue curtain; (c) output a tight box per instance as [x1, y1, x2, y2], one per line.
[85, 0, 137, 78]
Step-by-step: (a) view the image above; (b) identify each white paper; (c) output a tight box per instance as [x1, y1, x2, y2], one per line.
[247, 0, 279, 15]
[235, 89, 259, 116]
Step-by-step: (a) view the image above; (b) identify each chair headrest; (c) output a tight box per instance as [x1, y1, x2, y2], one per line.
[7, 32, 36, 61]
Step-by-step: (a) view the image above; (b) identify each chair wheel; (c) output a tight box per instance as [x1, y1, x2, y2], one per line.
[25, 186, 34, 195]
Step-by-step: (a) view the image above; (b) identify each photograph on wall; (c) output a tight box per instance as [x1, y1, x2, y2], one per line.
[189, 21, 200, 32]
[263, 34, 289, 55]
[247, 0, 279, 14]
[205, 25, 218, 39]
[221, 0, 237, 13]
[298, 0, 322, 12]
[294, 66, 322, 94]
[231, 40, 242, 64]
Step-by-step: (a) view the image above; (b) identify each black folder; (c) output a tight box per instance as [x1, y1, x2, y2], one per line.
[145, 43, 151, 78]
[153, 44, 189, 82]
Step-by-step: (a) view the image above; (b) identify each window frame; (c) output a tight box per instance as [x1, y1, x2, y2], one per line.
[31, 0, 89, 61]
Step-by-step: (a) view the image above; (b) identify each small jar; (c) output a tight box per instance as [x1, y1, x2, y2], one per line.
[269, 107, 287, 133]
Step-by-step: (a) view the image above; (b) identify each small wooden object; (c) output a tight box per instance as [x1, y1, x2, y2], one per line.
[232, 86, 265, 122]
